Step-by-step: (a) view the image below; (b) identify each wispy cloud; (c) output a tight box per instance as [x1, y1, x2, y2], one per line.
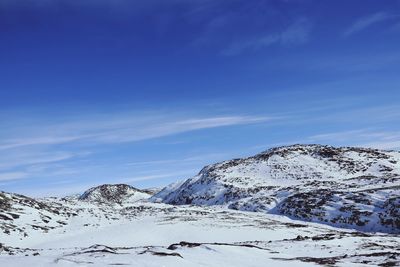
[0, 114, 270, 151]
[0, 135, 93, 150]
[0, 171, 28, 182]
[344, 12, 395, 37]
[308, 129, 400, 150]
[0, 111, 272, 186]
[118, 170, 195, 183]
[126, 152, 229, 167]
[223, 18, 312, 56]
[95, 115, 270, 144]
[302, 52, 400, 73]
[309, 129, 372, 143]
[363, 140, 400, 150]
[0, 150, 87, 171]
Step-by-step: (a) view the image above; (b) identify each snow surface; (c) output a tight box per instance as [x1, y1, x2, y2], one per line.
[1, 145, 400, 266]
[1, 198, 399, 266]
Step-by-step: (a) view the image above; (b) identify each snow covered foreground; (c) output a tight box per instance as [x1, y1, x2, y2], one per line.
[1, 194, 400, 266]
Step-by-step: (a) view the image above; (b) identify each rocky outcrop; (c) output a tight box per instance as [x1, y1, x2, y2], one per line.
[79, 184, 151, 205]
[0, 191, 75, 236]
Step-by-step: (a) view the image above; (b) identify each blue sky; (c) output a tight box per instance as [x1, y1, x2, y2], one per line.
[1, 0, 400, 196]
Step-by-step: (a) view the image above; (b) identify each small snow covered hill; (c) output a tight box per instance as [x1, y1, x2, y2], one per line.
[0, 184, 150, 243]
[79, 184, 151, 205]
[153, 144, 400, 233]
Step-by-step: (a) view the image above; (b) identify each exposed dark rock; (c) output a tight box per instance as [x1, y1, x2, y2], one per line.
[79, 184, 149, 205]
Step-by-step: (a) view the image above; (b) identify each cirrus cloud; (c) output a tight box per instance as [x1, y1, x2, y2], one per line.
[344, 12, 397, 37]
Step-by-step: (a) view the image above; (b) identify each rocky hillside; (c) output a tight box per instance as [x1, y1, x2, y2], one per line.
[0, 192, 75, 239]
[0, 184, 151, 242]
[79, 184, 151, 205]
[152, 144, 400, 233]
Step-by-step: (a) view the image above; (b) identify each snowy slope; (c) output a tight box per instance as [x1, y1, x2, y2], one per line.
[0, 184, 151, 243]
[1, 198, 399, 266]
[153, 144, 400, 233]
[0, 191, 76, 241]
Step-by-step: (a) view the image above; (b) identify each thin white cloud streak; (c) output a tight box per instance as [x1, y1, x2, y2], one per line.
[223, 18, 312, 56]
[344, 12, 395, 37]
[126, 153, 229, 166]
[0, 115, 271, 150]
[119, 170, 195, 183]
[309, 129, 372, 142]
[0, 151, 88, 171]
[258, 49, 400, 75]
[308, 129, 400, 150]
[93, 116, 269, 143]
[286, 104, 400, 126]
[303, 53, 400, 73]
[127, 159, 189, 166]
[0, 135, 94, 150]
[0, 171, 28, 182]
[362, 140, 400, 150]
[0, 113, 270, 177]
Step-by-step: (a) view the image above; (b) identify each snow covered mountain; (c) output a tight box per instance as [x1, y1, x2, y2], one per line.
[1, 144, 400, 266]
[78, 184, 151, 205]
[153, 144, 400, 233]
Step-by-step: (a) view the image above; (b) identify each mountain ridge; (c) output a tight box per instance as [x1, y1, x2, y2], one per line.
[152, 144, 400, 233]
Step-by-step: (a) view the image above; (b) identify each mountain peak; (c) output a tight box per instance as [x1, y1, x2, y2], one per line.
[79, 184, 150, 205]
